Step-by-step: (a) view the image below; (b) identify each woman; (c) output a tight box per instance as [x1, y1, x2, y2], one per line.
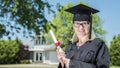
[56, 4, 110, 68]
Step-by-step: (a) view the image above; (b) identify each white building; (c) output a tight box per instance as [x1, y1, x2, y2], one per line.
[27, 33, 59, 64]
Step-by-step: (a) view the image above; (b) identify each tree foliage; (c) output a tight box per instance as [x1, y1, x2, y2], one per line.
[46, 3, 106, 49]
[0, 0, 54, 39]
[110, 34, 120, 66]
[0, 39, 31, 64]
[46, 3, 73, 48]
[18, 44, 30, 64]
[0, 40, 21, 64]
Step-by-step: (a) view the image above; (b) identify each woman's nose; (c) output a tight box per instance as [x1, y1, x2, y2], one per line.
[78, 24, 84, 29]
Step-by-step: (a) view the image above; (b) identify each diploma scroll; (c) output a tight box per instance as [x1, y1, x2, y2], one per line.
[49, 30, 63, 52]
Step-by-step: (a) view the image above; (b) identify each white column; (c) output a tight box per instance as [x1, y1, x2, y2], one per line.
[38, 52, 40, 61]
[34, 52, 36, 62]
[43, 52, 45, 63]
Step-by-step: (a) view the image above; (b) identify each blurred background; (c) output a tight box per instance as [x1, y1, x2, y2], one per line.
[0, 0, 120, 68]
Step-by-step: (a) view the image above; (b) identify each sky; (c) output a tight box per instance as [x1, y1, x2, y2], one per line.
[46, 0, 120, 45]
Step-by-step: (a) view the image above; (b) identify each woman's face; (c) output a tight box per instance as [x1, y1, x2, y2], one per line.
[73, 21, 90, 38]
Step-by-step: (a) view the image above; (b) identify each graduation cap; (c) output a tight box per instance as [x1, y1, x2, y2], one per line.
[65, 4, 99, 22]
[65, 4, 99, 39]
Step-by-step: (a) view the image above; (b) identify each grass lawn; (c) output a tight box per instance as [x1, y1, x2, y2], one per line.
[110, 66, 120, 68]
[3, 66, 57, 68]
[0, 67, 56, 68]
[0, 64, 57, 68]
[0, 64, 120, 68]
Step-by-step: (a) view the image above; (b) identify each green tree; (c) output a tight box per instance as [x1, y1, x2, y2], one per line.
[110, 34, 120, 66]
[18, 44, 30, 64]
[0, 0, 55, 39]
[46, 3, 106, 49]
[0, 40, 21, 64]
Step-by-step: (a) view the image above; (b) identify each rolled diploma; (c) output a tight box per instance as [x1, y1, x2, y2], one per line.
[49, 30, 57, 43]
[49, 30, 65, 60]
[49, 30, 62, 51]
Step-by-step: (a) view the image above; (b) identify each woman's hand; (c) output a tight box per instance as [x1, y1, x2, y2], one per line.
[63, 58, 70, 68]
[56, 48, 66, 68]
[56, 48, 70, 68]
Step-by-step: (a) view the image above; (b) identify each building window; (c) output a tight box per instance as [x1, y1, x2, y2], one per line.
[34, 36, 46, 45]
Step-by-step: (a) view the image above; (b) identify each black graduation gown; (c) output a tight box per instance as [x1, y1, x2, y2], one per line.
[58, 38, 110, 68]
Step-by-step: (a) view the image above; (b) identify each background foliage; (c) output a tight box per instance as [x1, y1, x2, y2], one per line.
[0, 39, 30, 64]
[0, 40, 20, 64]
[0, 0, 55, 39]
[110, 34, 120, 66]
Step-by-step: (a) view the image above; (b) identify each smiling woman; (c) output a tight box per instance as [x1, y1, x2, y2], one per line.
[56, 4, 110, 68]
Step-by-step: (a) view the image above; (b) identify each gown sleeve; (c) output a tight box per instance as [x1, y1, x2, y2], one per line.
[95, 41, 110, 68]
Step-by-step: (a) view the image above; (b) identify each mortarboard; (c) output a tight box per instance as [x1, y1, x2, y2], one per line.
[65, 4, 99, 22]
[65, 4, 99, 39]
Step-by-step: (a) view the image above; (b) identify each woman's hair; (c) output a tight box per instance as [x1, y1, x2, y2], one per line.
[71, 30, 96, 43]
